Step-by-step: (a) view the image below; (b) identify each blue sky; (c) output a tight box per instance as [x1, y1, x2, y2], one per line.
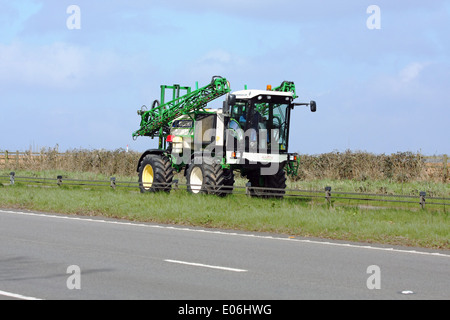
[0, 0, 449, 155]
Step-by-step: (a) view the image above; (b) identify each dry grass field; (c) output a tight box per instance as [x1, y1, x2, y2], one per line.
[1, 148, 448, 183]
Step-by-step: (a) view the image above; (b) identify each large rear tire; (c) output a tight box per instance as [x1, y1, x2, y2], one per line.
[247, 164, 286, 198]
[138, 154, 174, 193]
[264, 164, 287, 198]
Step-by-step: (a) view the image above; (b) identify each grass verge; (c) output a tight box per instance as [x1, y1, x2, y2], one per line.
[0, 182, 448, 249]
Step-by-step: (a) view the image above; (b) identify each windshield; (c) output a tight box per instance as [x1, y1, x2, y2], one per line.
[253, 101, 290, 152]
[230, 96, 291, 153]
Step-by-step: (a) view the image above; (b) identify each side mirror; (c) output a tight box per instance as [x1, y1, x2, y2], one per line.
[310, 100, 317, 112]
[223, 94, 236, 115]
[228, 94, 236, 106]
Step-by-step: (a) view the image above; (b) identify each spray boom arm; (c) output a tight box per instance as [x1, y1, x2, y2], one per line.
[132, 76, 231, 142]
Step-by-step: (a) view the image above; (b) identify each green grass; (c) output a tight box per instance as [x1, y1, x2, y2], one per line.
[2, 169, 449, 196]
[0, 178, 448, 249]
[289, 178, 450, 198]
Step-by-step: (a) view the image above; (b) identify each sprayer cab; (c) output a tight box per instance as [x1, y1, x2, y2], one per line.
[222, 84, 317, 155]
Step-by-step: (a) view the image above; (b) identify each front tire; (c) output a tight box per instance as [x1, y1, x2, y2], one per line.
[138, 154, 174, 193]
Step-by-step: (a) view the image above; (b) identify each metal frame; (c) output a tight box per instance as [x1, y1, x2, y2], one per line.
[133, 77, 231, 149]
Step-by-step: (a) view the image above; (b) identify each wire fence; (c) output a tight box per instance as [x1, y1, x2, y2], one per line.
[1, 173, 449, 209]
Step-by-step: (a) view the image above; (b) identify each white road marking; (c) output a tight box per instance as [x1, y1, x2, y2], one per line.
[401, 290, 415, 295]
[165, 259, 247, 273]
[1, 209, 449, 258]
[0, 290, 42, 300]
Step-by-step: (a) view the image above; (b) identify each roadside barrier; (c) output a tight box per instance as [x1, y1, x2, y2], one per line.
[1, 173, 448, 209]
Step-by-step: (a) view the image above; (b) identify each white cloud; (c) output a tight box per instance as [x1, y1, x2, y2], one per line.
[0, 42, 129, 90]
[0, 42, 86, 88]
[200, 50, 232, 64]
[399, 62, 429, 83]
[367, 61, 433, 96]
[186, 49, 247, 79]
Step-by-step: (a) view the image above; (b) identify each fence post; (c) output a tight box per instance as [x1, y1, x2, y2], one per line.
[10, 172, 15, 185]
[420, 191, 426, 209]
[246, 182, 252, 197]
[5, 150, 9, 165]
[57, 175, 63, 187]
[325, 186, 332, 206]
[173, 179, 179, 191]
[110, 177, 116, 190]
[443, 154, 448, 183]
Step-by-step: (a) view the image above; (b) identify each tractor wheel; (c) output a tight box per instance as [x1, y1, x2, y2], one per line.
[138, 154, 174, 193]
[247, 164, 286, 198]
[186, 162, 234, 197]
[264, 164, 287, 198]
[247, 173, 266, 198]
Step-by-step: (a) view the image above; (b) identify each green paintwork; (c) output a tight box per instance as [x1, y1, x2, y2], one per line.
[132, 76, 231, 149]
[273, 81, 298, 99]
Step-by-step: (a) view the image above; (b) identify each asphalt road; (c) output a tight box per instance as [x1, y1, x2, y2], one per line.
[0, 208, 449, 300]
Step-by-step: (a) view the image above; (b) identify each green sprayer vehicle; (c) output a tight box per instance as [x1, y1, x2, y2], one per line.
[132, 76, 316, 197]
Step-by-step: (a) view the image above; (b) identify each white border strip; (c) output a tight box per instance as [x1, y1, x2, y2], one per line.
[0, 290, 42, 301]
[165, 259, 247, 272]
[1, 209, 449, 258]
